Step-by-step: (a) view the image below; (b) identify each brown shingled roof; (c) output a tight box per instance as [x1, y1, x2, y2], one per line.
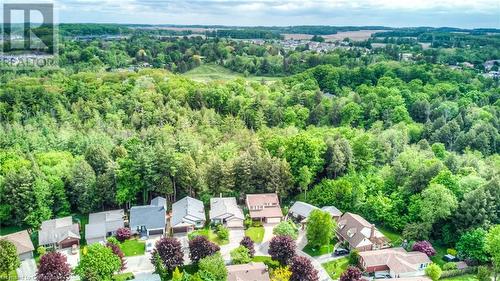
[227, 262, 270, 281]
[1, 230, 35, 255]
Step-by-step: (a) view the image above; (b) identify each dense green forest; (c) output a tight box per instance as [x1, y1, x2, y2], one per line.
[0, 51, 499, 253]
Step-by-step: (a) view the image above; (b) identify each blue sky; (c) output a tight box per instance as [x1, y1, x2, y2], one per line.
[3, 0, 500, 28]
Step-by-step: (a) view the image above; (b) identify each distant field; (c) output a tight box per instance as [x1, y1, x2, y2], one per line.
[182, 64, 281, 83]
[283, 30, 386, 41]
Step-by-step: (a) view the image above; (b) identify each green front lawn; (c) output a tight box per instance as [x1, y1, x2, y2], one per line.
[252, 256, 273, 263]
[113, 272, 134, 281]
[322, 257, 349, 280]
[441, 274, 478, 281]
[245, 227, 265, 243]
[189, 227, 229, 245]
[119, 239, 145, 256]
[303, 241, 336, 257]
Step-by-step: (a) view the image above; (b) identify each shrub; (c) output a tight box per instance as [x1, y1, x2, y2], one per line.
[115, 227, 132, 242]
[151, 237, 184, 272]
[412, 241, 436, 257]
[37, 252, 71, 281]
[339, 266, 362, 281]
[290, 256, 319, 281]
[425, 264, 442, 281]
[230, 246, 251, 265]
[442, 262, 457, 271]
[476, 266, 491, 281]
[189, 236, 220, 263]
[273, 221, 298, 240]
[106, 242, 126, 271]
[269, 235, 296, 266]
[252, 220, 263, 227]
[271, 266, 292, 281]
[216, 225, 229, 241]
[348, 250, 360, 266]
[198, 253, 227, 281]
[37, 246, 47, 256]
[447, 248, 457, 256]
[240, 236, 255, 257]
[107, 236, 119, 245]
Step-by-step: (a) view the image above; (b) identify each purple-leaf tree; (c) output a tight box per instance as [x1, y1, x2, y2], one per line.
[37, 252, 71, 281]
[115, 227, 132, 242]
[240, 236, 255, 258]
[268, 235, 296, 266]
[339, 266, 363, 281]
[189, 236, 220, 263]
[412, 241, 436, 257]
[290, 256, 319, 281]
[151, 237, 184, 271]
[106, 242, 127, 270]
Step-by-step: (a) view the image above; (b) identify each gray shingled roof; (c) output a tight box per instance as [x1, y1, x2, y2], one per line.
[130, 202, 166, 232]
[321, 206, 343, 217]
[38, 217, 80, 246]
[151, 197, 167, 208]
[86, 209, 125, 240]
[288, 201, 319, 218]
[171, 196, 206, 227]
[209, 197, 244, 221]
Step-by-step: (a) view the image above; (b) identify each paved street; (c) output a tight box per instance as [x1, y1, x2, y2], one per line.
[17, 258, 36, 280]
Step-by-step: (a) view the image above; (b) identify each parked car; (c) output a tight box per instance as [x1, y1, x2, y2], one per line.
[334, 247, 350, 256]
[374, 272, 391, 279]
[146, 242, 154, 252]
[443, 254, 459, 262]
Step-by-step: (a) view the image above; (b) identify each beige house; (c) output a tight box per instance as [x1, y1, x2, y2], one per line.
[359, 247, 431, 278]
[337, 212, 390, 252]
[38, 217, 80, 249]
[0, 230, 35, 260]
[227, 262, 270, 281]
[246, 193, 283, 223]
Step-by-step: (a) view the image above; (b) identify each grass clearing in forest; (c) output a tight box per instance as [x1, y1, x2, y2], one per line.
[183, 64, 280, 83]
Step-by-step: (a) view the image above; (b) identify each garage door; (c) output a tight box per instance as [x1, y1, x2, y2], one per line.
[148, 229, 165, 235]
[266, 217, 282, 223]
[226, 219, 244, 228]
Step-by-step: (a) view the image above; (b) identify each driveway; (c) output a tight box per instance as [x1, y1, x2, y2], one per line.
[220, 229, 245, 262]
[125, 252, 154, 274]
[17, 258, 36, 280]
[173, 233, 191, 263]
[255, 223, 277, 256]
[57, 248, 80, 268]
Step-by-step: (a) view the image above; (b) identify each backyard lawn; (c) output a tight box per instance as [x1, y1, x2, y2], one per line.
[322, 257, 349, 280]
[189, 227, 229, 245]
[120, 239, 146, 256]
[378, 226, 403, 246]
[303, 242, 335, 257]
[431, 244, 447, 267]
[441, 274, 478, 281]
[245, 227, 264, 243]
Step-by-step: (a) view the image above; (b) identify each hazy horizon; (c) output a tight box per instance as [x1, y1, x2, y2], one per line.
[1, 0, 499, 29]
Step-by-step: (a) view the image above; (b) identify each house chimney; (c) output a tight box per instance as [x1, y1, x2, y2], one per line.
[370, 224, 375, 238]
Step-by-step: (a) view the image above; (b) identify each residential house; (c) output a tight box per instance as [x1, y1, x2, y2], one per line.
[209, 197, 244, 228]
[85, 209, 125, 244]
[227, 262, 271, 281]
[359, 247, 431, 278]
[321, 206, 343, 220]
[0, 230, 35, 260]
[130, 196, 167, 237]
[171, 196, 206, 233]
[337, 212, 390, 252]
[246, 193, 283, 223]
[287, 201, 319, 223]
[38, 217, 80, 249]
